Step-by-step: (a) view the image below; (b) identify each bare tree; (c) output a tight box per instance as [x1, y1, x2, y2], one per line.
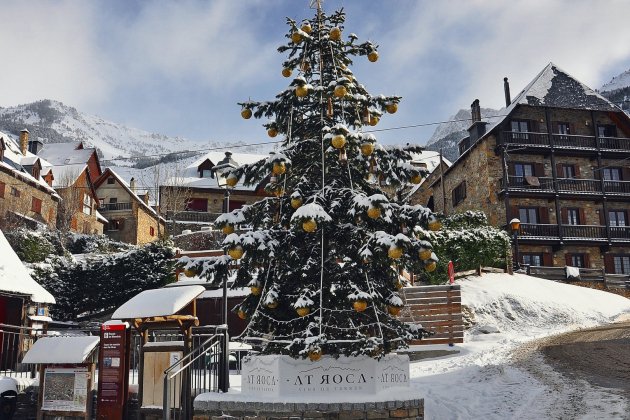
[55, 169, 83, 233]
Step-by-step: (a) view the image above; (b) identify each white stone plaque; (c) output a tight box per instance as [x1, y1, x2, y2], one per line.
[241, 354, 409, 397]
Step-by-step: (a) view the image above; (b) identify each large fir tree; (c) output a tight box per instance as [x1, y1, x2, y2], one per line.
[181, 6, 441, 360]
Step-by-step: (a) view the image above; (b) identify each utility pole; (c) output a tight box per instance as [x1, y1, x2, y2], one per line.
[440, 148, 447, 215]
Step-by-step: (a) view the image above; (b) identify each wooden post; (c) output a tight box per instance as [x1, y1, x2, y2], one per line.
[439, 149, 447, 215]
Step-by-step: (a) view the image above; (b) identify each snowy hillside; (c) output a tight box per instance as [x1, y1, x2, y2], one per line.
[0, 99, 263, 161]
[599, 68, 630, 114]
[425, 107, 500, 161]
[600, 68, 630, 93]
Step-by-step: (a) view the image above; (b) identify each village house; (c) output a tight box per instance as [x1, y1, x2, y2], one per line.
[160, 151, 268, 232]
[36, 141, 106, 234]
[0, 130, 59, 229]
[429, 63, 630, 274]
[407, 150, 452, 210]
[94, 168, 166, 244]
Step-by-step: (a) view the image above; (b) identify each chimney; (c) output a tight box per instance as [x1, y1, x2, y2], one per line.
[28, 140, 44, 155]
[143, 193, 150, 205]
[130, 177, 136, 193]
[19, 129, 29, 155]
[504, 77, 511, 107]
[467, 99, 487, 145]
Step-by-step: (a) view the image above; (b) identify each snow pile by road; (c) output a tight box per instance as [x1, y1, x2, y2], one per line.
[410, 273, 630, 419]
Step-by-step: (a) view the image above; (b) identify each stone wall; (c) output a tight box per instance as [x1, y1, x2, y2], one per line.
[193, 398, 424, 420]
[0, 169, 58, 228]
[135, 205, 164, 244]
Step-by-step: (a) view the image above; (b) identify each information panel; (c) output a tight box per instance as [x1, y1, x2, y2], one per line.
[97, 322, 130, 419]
[41, 367, 88, 412]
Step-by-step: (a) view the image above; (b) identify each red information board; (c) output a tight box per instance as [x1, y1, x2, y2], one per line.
[97, 322, 130, 419]
[448, 260, 455, 284]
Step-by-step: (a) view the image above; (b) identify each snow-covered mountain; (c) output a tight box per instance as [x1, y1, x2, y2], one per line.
[0, 99, 263, 164]
[599, 68, 630, 114]
[424, 107, 500, 161]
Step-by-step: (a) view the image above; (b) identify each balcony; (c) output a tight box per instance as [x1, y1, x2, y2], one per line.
[518, 223, 630, 243]
[501, 131, 630, 152]
[99, 202, 132, 211]
[610, 226, 630, 241]
[519, 223, 559, 238]
[501, 176, 630, 197]
[562, 225, 607, 240]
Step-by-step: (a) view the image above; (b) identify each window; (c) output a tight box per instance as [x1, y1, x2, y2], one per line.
[186, 198, 208, 212]
[109, 197, 118, 204]
[10, 187, 20, 197]
[560, 164, 576, 178]
[31, 197, 42, 214]
[107, 177, 115, 184]
[0, 181, 5, 198]
[452, 181, 466, 206]
[107, 220, 121, 231]
[613, 256, 630, 274]
[514, 163, 534, 177]
[566, 209, 580, 225]
[609, 210, 627, 227]
[597, 124, 617, 138]
[201, 169, 213, 178]
[150, 226, 155, 236]
[511, 120, 530, 139]
[556, 123, 571, 135]
[83, 194, 93, 215]
[32, 166, 40, 180]
[602, 167, 622, 181]
[518, 207, 538, 224]
[522, 254, 543, 267]
[570, 254, 585, 268]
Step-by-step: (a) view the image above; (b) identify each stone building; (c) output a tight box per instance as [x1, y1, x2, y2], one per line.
[37, 141, 105, 234]
[430, 63, 630, 273]
[160, 151, 269, 231]
[407, 150, 451, 210]
[0, 130, 59, 229]
[94, 168, 166, 244]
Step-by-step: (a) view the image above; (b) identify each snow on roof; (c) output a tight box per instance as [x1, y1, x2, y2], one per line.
[38, 142, 95, 166]
[45, 163, 87, 188]
[95, 210, 108, 223]
[0, 229, 55, 304]
[408, 150, 451, 172]
[22, 336, 99, 364]
[164, 151, 266, 191]
[111, 285, 205, 319]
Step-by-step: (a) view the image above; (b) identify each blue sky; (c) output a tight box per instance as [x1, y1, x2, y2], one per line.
[2, 0, 630, 146]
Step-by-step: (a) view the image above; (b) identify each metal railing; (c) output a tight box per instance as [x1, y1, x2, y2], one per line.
[167, 211, 221, 224]
[603, 180, 630, 195]
[501, 176, 554, 191]
[526, 266, 630, 289]
[599, 136, 630, 150]
[551, 134, 597, 149]
[562, 224, 607, 239]
[99, 202, 133, 211]
[556, 178, 601, 193]
[519, 223, 559, 238]
[502, 131, 550, 146]
[502, 131, 630, 151]
[163, 326, 228, 420]
[610, 226, 630, 240]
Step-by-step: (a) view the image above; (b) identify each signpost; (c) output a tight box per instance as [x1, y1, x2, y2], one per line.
[448, 260, 455, 284]
[97, 322, 130, 420]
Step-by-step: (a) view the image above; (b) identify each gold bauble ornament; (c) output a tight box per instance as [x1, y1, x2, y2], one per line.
[250, 286, 262, 296]
[268, 128, 278, 138]
[428, 220, 442, 231]
[418, 248, 432, 261]
[308, 349, 321, 361]
[296, 85, 309, 97]
[331, 134, 346, 149]
[301, 23, 312, 34]
[369, 116, 379, 126]
[386, 103, 398, 114]
[274, 187, 284, 197]
[296, 307, 310, 317]
[237, 310, 247, 320]
[267, 301, 279, 309]
[282, 67, 292, 78]
[226, 174, 238, 188]
[360, 142, 374, 156]
[367, 51, 379, 62]
[291, 198, 303, 209]
[353, 300, 368, 312]
[241, 109, 252, 119]
[222, 225, 234, 235]
[367, 206, 381, 219]
[425, 261, 437, 272]
[228, 245, 244, 260]
[334, 85, 347, 98]
[388, 246, 403, 260]
[302, 219, 317, 233]
[387, 305, 402, 316]
[291, 32, 302, 44]
[184, 268, 196, 278]
[330, 27, 341, 41]
[410, 174, 422, 184]
[272, 162, 286, 175]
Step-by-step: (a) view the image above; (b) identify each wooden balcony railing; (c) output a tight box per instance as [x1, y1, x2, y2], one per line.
[551, 134, 597, 149]
[519, 223, 559, 238]
[502, 131, 550, 146]
[502, 176, 630, 196]
[610, 226, 630, 240]
[599, 136, 630, 150]
[603, 180, 630, 195]
[501, 131, 630, 152]
[561, 225, 607, 239]
[556, 178, 601, 193]
[501, 176, 553, 191]
[99, 202, 132, 211]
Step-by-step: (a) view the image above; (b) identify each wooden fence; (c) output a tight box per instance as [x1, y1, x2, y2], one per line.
[401, 285, 464, 346]
[526, 266, 630, 290]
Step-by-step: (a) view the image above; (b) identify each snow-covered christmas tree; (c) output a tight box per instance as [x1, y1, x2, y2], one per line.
[181, 5, 440, 360]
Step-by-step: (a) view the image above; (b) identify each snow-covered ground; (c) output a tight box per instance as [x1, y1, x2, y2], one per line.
[410, 273, 630, 419]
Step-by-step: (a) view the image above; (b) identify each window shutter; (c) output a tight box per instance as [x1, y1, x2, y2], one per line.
[542, 253, 553, 267]
[539, 207, 550, 224]
[508, 163, 515, 176]
[561, 208, 568, 224]
[529, 120, 539, 133]
[599, 210, 605, 225]
[583, 253, 591, 268]
[509, 205, 519, 219]
[556, 163, 563, 178]
[578, 209, 586, 225]
[552, 121, 559, 133]
[565, 253, 572, 267]
[569, 123, 576, 135]
[622, 167, 630, 181]
[603, 254, 615, 273]
[573, 164, 580, 177]
[534, 163, 545, 177]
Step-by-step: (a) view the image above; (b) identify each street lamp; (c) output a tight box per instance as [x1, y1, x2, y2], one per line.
[212, 151, 237, 393]
[510, 218, 521, 271]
